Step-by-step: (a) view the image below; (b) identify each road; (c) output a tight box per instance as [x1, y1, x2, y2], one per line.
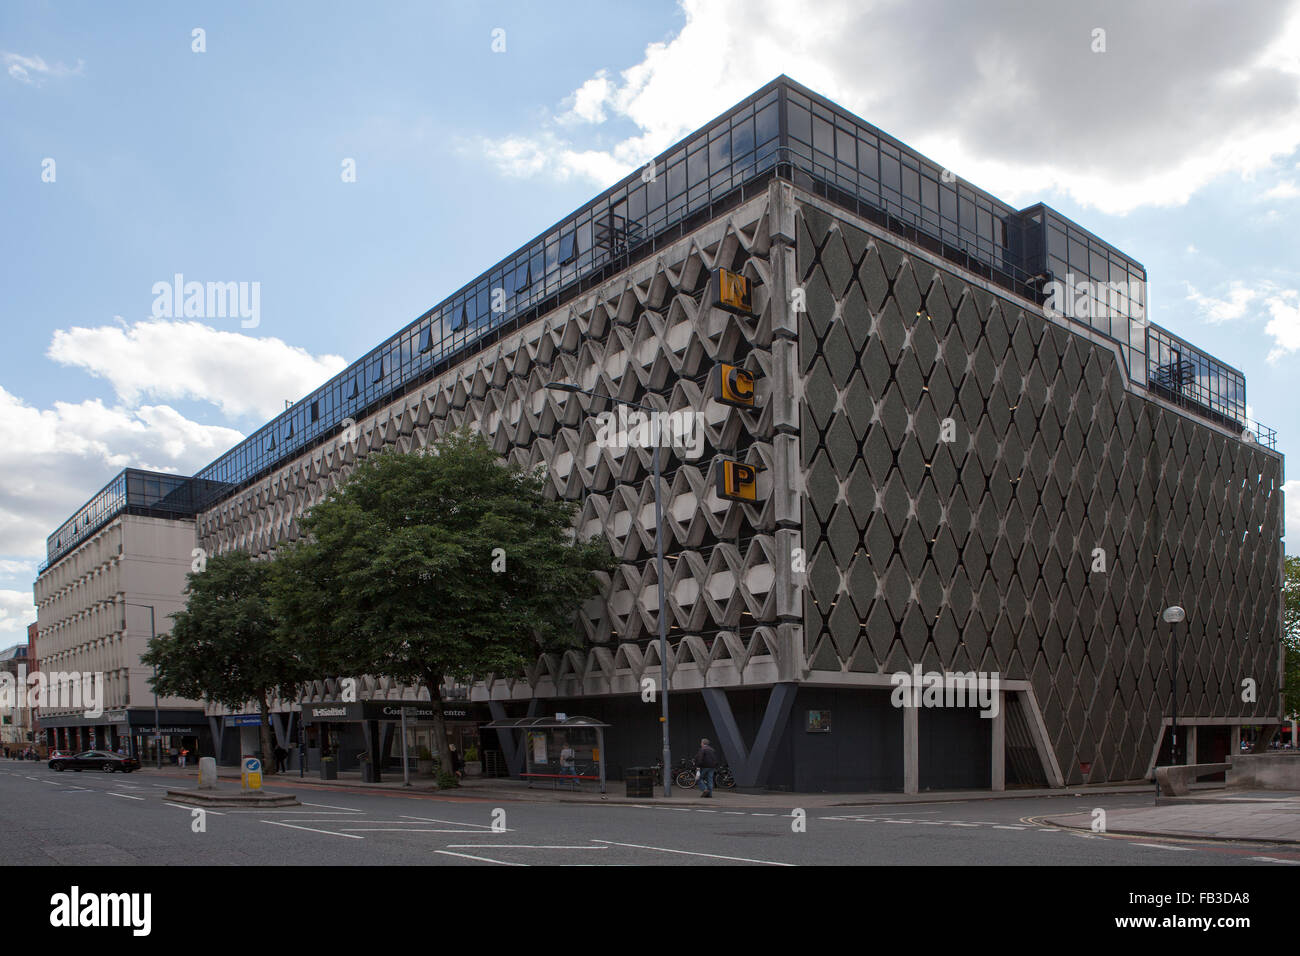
[1, 765, 1297, 866]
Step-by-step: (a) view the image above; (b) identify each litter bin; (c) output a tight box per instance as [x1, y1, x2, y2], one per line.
[625, 766, 654, 798]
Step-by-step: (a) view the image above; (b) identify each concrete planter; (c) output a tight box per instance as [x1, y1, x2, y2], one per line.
[417, 758, 436, 776]
[464, 760, 482, 777]
[319, 760, 337, 780]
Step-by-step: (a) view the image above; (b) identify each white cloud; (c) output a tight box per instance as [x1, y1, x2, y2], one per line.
[3, 52, 84, 86]
[1262, 292, 1300, 361]
[1284, 480, 1300, 549]
[47, 320, 347, 422]
[1185, 281, 1300, 362]
[481, 0, 1300, 214]
[1185, 281, 1264, 323]
[1260, 179, 1300, 199]
[0, 385, 243, 560]
[0, 590, 35, 646]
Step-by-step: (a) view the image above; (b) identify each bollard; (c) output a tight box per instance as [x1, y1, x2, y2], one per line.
[198, 757, 217, 790]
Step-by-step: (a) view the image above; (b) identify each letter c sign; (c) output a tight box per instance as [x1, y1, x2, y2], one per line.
[716, 363, 755, 408]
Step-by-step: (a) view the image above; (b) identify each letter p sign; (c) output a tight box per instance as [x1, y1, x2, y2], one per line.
[717, 459, 758, 502]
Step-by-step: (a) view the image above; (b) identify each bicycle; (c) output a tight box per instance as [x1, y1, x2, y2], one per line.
[676, 761, 736, 790]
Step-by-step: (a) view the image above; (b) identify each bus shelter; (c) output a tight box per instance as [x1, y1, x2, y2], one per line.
[483, 715, 608, 793]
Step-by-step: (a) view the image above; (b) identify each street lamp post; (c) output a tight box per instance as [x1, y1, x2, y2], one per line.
[126, 602, 161, 769]
[1162, 605, 1186, 765]
[548, 382, 673, 795]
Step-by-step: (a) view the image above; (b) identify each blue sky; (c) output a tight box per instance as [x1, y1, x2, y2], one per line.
[2, 0, 1297, 649]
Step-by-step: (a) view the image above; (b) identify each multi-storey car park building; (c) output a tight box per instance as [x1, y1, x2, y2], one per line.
[35, 77, 1285, 791]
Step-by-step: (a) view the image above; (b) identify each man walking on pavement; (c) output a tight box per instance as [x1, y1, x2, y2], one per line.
[694, 738, 718, 798]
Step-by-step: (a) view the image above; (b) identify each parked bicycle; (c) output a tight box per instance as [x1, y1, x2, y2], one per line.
[675, 761, 736, 790]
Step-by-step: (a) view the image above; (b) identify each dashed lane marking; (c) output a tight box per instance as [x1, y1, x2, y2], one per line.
[105, 791, 143, 800]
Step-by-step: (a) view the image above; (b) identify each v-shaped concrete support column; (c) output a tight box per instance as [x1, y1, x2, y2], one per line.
[488, 698, 539, 778]
[701, 682, 797, 788]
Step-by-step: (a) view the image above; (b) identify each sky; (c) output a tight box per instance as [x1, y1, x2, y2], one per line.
[1, 0, 1297, 651]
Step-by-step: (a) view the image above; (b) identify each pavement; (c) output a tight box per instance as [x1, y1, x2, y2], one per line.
[1045, 791, 1300, 844]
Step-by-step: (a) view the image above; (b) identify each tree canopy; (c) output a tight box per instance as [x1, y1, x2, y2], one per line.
[270, 428, 614, 779]
[143, 551, 308, 772]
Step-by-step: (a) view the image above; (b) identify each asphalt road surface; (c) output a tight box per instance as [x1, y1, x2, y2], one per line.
[2, 766, 1297, 866]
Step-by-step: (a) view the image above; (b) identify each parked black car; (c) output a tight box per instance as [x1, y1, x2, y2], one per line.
[48, 750, 141, 773]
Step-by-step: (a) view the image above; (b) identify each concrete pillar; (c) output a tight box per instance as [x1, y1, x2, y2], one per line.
[1230, 725, 1241, 758]
[1185, 725, 1197, 765]
[991, 692, 1005, 792]
[198, 757, 217, 790]
[903, 704, 919, 795]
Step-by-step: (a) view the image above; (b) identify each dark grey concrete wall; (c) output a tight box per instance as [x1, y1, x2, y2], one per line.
[795, 200, 1285, 786]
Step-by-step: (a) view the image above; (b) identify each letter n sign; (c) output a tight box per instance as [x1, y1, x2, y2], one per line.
[717, 459, 758, 502]
[715, 363, 755, 408]
[714, 268, 752, 314]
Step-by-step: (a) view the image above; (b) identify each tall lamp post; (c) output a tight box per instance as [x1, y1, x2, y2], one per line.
[126, 602, 161, 769]
[547, 382, 673, 795]
[1162, 605, 1185, 765]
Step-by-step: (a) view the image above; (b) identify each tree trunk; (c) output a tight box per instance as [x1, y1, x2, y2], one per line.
[424, 670, 454, 786]
[258, 692, 276, 776]
[1251, 724, 1279, 753]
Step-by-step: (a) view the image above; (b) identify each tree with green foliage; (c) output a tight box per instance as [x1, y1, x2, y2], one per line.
[143, 552, 309, 774]
[270, 428, 614, 783]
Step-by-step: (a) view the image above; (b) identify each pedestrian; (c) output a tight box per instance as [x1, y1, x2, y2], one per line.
[694, 737, 718, 798]
[448, 743, 465, 780]
[559, 739, 580, 788]
[273, 744, 288, 773]
[178, 747, 188, 769]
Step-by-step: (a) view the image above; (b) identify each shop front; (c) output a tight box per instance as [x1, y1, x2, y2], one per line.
[299, 700, 486, 777]
[42, 708, 207, 763]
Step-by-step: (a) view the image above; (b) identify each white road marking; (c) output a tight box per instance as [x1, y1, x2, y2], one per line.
[1132, 843, 1191, 851]
[339, 828, 493, 833]
[262, 820, 363, 839]
[300, 801, 364, 812]
[444, 845, 607, 850]
[1249, 856, 1300, 864]
[592, 839, 794, 866]
[993, 825, 1026, 830]
[39, 780, 59, 785]
[399, 815, 498, 828]
[105, 791, 144, 800]
[434, 850, 526, 866]
[164, 803, 225, 815]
